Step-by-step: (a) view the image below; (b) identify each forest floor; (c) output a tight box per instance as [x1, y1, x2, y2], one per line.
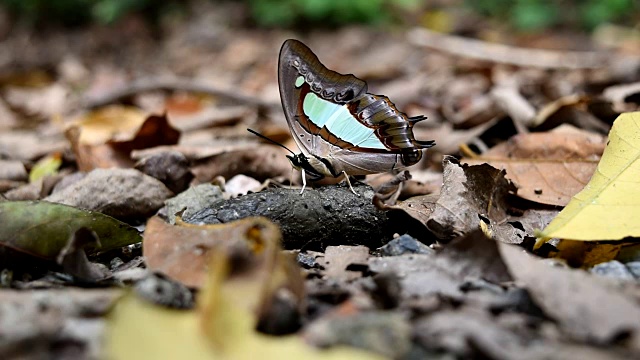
[1, 2, 640, 359]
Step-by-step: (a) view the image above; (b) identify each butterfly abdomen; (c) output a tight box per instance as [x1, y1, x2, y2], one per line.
[348, 94, 432, 155]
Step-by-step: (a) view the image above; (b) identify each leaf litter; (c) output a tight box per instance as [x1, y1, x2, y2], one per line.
[2, 5, 640, 359]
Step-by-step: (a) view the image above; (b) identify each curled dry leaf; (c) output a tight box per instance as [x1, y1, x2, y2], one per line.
[463, 125, 606, 206]
[0, 201, 141, 260]
[531, 94, 589, 128]
[66, 106, 180, 171]
[427, 157, 522, 243]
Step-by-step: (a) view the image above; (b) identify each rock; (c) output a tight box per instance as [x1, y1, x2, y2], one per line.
[45, 168, 173, 219]
[377, 234, 434, 256]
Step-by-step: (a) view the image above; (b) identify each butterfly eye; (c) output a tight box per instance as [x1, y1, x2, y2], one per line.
[311, 83, 322, 93]
[293, 59, 300, 67]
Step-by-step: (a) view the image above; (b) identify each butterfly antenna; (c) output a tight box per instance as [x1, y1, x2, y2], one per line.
[247, 128, 297, 155]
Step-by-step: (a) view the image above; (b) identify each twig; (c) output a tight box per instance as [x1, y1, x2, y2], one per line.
[408, 28, 636, 70]
[82, 76, 280, 110]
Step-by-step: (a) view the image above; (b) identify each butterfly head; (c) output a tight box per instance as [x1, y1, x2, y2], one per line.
[286, 153, 325, 181]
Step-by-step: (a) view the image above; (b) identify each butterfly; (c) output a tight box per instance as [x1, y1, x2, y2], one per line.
[278, 39, 435, 194]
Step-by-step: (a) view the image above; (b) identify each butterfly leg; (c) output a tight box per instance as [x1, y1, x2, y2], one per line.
[341, 171, 359, 196]
[300, 168, 307, 194]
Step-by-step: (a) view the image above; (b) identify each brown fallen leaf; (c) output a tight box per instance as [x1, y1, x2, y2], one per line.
[385, 193, 439, 234]
[66, 106, 180, 171]
[190, 144, 292, 183]
[414, 305, 631, 360]
[144, 216, 283, 288]
[499, 243, 640, 351]
[413, 119, 498, 156]
[320, 246, 370, 282]
[368, 230, 511, 299]
[224, 174, 262, 197]
[551, 240, 622, 268]
[57, 227, 111, 282]
[134, 150, 193, 194]
[463, 125, 606, 206]
[426, 157, 522, 244]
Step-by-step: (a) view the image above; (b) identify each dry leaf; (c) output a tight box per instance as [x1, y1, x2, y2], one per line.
[499, 243, 640, 350]
[108, 216, 380, 359]
[538, 112, 640, 244]
[66, 106, 180, 171]
[463, 125, 606, 206]
[426, 157, 522, 244]
[368, 230, 511, 299]
[320, 246, 370, 282]
[144, 216, 281, 288]
[190, 145, 292, 183]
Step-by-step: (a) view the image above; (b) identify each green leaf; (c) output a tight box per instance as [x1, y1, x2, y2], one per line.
[0, 201, 141, 259]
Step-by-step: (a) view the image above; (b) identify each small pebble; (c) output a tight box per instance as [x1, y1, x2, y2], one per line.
[377, 234, 434, 257]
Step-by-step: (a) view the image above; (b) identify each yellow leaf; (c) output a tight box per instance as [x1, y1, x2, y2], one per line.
[551, 240, 621, 268]
[107, 217, 382, 360]
[107, 294, 214, 360]
[73, 105, 148, 145]
[537, 112, 640, 245]
[29, 152, 62, 182]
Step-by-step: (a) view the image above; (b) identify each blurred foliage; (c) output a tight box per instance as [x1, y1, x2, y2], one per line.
[1, 0, 637, 32]
[467, 0, 638, 32]
[247, 0, 421, 27]
[0, 0, 171, 26]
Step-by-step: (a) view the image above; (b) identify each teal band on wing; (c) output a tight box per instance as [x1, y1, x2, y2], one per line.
[295, 76, 305, 88]
[303, 92, 385, 149]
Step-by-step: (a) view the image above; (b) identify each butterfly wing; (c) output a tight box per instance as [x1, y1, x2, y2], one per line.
[279, 39, 368, 157]
[279, 39, 435, 177]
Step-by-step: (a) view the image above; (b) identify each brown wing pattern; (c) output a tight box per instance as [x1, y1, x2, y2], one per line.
[278, 39, 435, 167]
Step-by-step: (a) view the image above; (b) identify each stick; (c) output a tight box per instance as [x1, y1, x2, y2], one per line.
[82, 76, 280, 109]
[408, 28, 636, 70]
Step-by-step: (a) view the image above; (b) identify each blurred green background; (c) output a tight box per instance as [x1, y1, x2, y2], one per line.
[0, 0, 638, 32]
